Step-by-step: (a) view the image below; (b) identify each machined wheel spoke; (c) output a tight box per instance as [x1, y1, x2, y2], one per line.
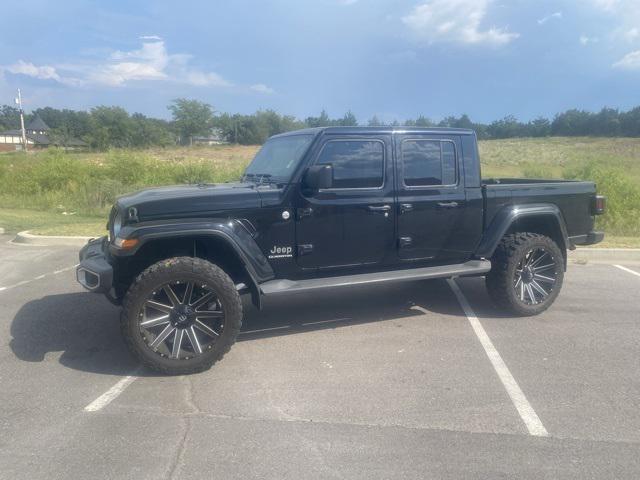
[186, 327, 203, 354]
[519, 281, 525, 301]
[194, 319, 220, 337]
[524, 252, 536, 267]
[172, 329, 184, 358]
[140, 314, 170, 328]
[183, 282, 194, 305]
[163, 285, 181, 306]
[530, 251, 548, 268]
[146, 300, 173, 314]
[514, 275, 522, 289]
[162, 285, 180, 306]
[151, 324, 176, 349]
[530, 279, 548, 298]
[533, 263, 555, 273]
[534, 273, 556, 283]
[190, 291, 215, 309]
[525, 283, 537, 304]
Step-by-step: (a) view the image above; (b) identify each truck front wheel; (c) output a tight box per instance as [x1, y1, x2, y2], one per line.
[121, 257, 242, 375]
[486, 233, 564, 316]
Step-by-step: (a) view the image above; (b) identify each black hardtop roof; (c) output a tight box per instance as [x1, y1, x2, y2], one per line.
[271, 126, 475, 139]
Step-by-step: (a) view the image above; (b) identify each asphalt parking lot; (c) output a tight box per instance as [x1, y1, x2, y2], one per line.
[1, 235, 639, 479]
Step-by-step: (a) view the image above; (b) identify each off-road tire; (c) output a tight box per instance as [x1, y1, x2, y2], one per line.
[121, 257, 242, 375]
[486, 233, 564, 316]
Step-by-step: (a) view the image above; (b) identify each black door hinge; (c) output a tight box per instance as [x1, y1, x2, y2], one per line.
[399, 237, 413, 249]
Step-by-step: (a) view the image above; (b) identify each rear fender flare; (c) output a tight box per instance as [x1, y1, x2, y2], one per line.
[474, 204, 569, 261]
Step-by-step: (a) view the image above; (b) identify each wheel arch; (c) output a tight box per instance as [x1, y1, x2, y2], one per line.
[475, 204, 569, 267]
[110, 219, 274, 309]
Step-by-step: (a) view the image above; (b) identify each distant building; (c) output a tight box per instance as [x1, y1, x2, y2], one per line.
[0, 115, 87, 152]
[191, 128, 227, 146]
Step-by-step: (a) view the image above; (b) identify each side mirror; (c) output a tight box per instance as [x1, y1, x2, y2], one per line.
[303, 165, 333, 192]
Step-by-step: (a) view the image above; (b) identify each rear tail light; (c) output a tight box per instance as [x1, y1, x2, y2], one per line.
[592, 195, 606, 215]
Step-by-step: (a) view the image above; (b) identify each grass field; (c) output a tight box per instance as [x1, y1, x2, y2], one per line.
[0, 137, 639, 243]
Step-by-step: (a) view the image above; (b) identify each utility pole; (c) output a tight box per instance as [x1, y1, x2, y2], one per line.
[15, 88, 27, 152]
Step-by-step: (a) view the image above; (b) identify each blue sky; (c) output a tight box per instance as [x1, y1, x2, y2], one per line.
[1, 0, 639, 123]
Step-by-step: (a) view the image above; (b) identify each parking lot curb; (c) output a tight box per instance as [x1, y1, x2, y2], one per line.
[570, 247, 640, 263]
[12, 230, 92, 247]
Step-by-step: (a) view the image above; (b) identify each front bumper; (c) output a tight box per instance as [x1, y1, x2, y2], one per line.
[570, 231, 605, 247]
[77, 236, 113, 293]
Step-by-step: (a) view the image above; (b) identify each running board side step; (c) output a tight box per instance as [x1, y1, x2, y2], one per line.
[260, 260, 491, 295]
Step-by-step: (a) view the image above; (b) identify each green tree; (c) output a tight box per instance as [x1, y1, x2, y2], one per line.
[337, 110, 358, 126]
[168, 98, 214, 145]
[88, 106, 134, 150]
[367, 115, 384, 126]
[0, 105, 21, 130]
[130, 113, 175, 148]
[304, 109, 332, 128]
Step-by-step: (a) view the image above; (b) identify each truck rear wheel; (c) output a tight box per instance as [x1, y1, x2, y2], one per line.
[121, 257, 242, 375]
[486, 233, 564, 316]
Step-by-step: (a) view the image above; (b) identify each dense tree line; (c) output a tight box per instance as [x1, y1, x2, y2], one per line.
[1, 100, 640, 149]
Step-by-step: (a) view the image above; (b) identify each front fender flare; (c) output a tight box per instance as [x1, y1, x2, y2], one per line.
[110, 218, 274, 307]
[474, 204, 570, 259]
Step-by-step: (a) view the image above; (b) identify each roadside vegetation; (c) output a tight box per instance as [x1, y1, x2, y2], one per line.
[0, 137, 639, 243]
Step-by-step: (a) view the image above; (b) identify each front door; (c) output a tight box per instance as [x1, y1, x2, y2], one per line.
[295, 135, 395, 270]
[395, 134, 469, 263]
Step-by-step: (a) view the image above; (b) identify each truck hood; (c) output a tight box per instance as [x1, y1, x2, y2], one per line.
[116, 182, 261, 221]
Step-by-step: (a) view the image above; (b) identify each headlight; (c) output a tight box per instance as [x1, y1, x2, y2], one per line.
[112, 210, 123, 239]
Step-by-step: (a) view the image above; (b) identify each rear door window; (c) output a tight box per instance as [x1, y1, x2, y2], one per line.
[401, 139, 457, 187]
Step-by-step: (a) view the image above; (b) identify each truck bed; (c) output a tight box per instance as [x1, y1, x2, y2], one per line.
[482, 178, 597, 239]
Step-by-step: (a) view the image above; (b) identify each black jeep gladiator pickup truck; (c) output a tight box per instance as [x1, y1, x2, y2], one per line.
[77, 127, 605, 374]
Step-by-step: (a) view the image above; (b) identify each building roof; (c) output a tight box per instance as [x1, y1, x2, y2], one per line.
[26, 115, 50, 132]
[0, 129, 87, 146]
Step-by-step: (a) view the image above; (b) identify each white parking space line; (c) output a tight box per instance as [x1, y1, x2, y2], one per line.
[614, 264, 640, 278]
[84, 374, 139, 412]
[0, 264, 78, 292]
[447, 279, 549, 437]
[301, 317, 350, 326]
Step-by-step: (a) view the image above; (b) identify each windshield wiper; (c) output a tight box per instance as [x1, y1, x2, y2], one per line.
[243, 173, 277, 185]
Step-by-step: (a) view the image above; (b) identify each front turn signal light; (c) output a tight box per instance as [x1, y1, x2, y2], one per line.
[114, 237, 139, 250]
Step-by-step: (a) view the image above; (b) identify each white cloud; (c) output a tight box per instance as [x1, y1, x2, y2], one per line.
[6, 60, 61, 81]
[402, 0, 519, 46]
[625, 28, 639, 42]
[537, 12, 562, 25]
[89, 40, 170, 86]
[590, 0, 621, 11]
[2, 39, 243, 89]
[250, 83, 275, 94]
[4, 60, 81, 86]
[139, 35, 162, 41]
[580, 35, 599, 45]
[613, 50, 640, 69]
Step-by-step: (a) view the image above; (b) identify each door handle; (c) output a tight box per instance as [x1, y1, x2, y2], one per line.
[436, 201, 460, 209]
[368, 205, 391, 212]
[400, 203, 413, 214]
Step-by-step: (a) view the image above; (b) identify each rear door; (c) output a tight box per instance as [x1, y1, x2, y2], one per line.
[295, 134, 395, 270]
[395, 134, 469, 263]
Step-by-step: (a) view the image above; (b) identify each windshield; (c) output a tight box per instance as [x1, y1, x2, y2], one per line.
[243, 134, 314, 183]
